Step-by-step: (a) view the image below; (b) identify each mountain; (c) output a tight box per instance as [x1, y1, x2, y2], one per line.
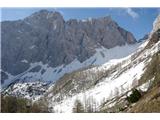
[38, 15, 159, 113]
[2, 10, 160, 113]
[3, 13, 160, 112]
[1, 10, 138, 89]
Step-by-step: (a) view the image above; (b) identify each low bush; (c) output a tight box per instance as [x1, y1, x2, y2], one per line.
[1, 95, 49, 113]
[127, 89, 141, 103]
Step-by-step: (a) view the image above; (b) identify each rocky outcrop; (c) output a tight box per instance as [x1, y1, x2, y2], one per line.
[1, 10, 136, 80]
[152, 15, 160, 33]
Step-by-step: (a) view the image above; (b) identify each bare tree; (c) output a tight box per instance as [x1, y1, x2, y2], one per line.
[72, 99, 84, 113]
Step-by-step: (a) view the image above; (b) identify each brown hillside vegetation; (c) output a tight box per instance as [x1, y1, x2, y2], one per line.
[127, 85, 160, 112]
[139, 51, 160, 87]
[127, 51, 160, 112]
[1, 95, 49, 113]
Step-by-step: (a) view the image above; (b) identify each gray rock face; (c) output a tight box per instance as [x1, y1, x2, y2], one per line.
[1, 71, 8, 84]
[1, 10, 136, 78]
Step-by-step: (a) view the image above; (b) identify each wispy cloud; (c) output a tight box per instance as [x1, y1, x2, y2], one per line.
[125, 8, 139, 19]
[108, 8, 139, 19]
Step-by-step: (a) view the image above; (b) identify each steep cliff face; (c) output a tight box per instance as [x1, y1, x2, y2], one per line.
[1, 10, 137, 86]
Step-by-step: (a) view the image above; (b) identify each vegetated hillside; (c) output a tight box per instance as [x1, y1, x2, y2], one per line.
[100, 30, 160, 113]
[100, 50, 160, 113]
[1, 48, 159, 113]
[0, 95, 49, 113]
[126, 51, 160, 113]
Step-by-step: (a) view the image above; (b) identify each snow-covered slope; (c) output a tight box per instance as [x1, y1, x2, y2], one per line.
[2, 42, 141, 90]
[2, 43, 143, 102]
[3, 81, 49, 101]
[44, 15, 160, 113]
[45, 34, 160, 113]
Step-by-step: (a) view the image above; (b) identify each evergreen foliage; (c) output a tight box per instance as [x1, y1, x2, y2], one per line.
[127, 89, 141, 103]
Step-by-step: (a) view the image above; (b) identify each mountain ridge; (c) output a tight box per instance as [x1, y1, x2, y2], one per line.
[1, 11, 160, 113]
[1, 10, 137, 87]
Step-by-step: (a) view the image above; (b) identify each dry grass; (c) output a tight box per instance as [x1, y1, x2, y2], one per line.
[127, 85, 160, 113]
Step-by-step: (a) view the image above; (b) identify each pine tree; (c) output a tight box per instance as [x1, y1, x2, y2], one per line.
[127, 89, 141, 103]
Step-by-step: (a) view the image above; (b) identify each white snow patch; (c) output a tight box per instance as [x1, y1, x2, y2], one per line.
[1, 62, 41, 89]
[138, 77, 154, 92]
[82, 19, 87, 22]
[21, 59, 28, 63]
[46, 12, 54, 19]
[18, 30, 23, 33]
[4, 81, 48, 101]
[138, 39, 149, 49]
[29, 45, 36, 49]
[88, 17, 92, 21]
[25, 21, 31, 25]
[88, 43, 141, 65]
[53, 21, 57, 30]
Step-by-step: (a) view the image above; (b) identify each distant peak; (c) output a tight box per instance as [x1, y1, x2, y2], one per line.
[39, 9, 50, 13]
[103, 15, 112, 20]
[26, 9, 63, 20]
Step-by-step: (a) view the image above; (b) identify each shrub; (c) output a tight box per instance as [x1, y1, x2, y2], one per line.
[1, 95, 27, 113]
[127, 89, 141, 103]
[1, 95, 49, 113]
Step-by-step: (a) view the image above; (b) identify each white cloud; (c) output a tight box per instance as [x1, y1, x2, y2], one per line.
[125, 8, 139, 19]
[107, 8, 139, 19]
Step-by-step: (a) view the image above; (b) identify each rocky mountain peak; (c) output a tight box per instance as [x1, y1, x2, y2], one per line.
[1, 10, 137, 86]
[26, 10, 63, 20]
[97, 15, 115, 23]
[23, 10, 64, 29]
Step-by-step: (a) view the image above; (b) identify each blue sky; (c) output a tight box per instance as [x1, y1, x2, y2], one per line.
[1, 8, 160, 40]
